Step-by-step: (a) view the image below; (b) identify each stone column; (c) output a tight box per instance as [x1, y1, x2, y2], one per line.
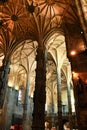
[28, 97, 33, 130]
[51, 82, 55, 127]
[52, 82, 54, 113]
[57, 68, 62, 130]
[32, 47, 46, 130]
[0, 87, 18, 130]
[66, 63, 73, 129]
[23, 80, 33, 130]
[23, 80, 29, 130]
[72, 77, 81, 130]
[23, 97, 33, 130]
[0, 59, 10, 108]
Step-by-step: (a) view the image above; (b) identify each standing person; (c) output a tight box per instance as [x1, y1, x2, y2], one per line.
[63, 122, 71, 130]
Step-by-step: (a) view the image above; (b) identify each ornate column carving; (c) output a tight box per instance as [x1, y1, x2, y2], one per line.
[4, 88, 17, 130]
[57, 68, 62, 130]
[0, 88, 18, 130]
[66, 63, 73, 129]
[72, 77, 81, 130]
[23, 80, 33, 130]
[0, 59, 10, 108]
[32, 47, 46, 130]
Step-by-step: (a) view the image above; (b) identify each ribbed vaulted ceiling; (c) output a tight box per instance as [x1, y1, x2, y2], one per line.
[0, 0, 87, 82]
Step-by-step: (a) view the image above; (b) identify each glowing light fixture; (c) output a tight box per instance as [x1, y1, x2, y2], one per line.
[81, 31, 83, 34]
[70, 50, 76, 56]
[72, 71, 79, 80]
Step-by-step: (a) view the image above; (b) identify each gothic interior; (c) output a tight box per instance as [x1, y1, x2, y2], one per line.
[0, 0, 87, 130]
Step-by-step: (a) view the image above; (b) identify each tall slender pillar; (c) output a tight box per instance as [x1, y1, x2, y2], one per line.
[51, 82, 55, 127]
[23, 80, 33, 130]
[57, 68, 62, 130]
[0, 59, 10, 108]
[52, 82, 54, 114]
[32, 47, 46, 130]
[72, 77, 81, 130]
[66, 63, 73, 129]
[0, 87, 18, 130]
[28, 97, 33, 130]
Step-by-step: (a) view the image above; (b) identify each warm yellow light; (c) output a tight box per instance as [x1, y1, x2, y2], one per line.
[70, 50, 76, 56]
[72, 71, 79, 79]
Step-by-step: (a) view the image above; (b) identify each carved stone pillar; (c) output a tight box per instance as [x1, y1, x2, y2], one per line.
[23, 80, 33, 130]
[28, 97, 33, 130]
[23, 80, 29, 130]
[32, 47, 46, 130]
[73, 78, 82, 130]
[66, 63, 73, 129]
[0, 59, 10, 108]
[57, 68, 62, 130]
[23, 97, 33, 130]
[52, 82, 54, 114]
[0, 87, 18, 130]
[51, 82, 55, 127]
